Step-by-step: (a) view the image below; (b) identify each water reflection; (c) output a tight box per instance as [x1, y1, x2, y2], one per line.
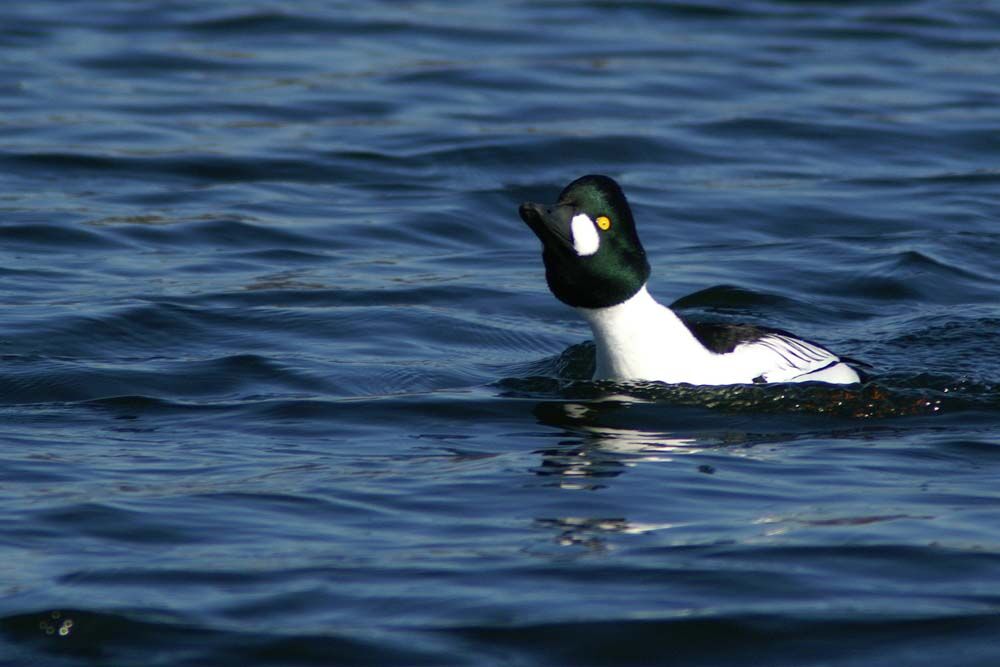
[524, 391, 952, 554]
[526, 397, 706, 549]
[530, 396, 715, 488]
[533, 517, 683, 553]
[532, 397, 703, 474]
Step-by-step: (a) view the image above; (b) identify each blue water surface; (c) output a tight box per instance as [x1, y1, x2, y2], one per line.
[2, 1, 1000, 665]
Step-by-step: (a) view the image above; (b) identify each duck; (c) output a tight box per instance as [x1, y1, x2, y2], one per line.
[518, 174, 862, 385]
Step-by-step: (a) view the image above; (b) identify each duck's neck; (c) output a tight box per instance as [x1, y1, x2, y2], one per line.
[576, 285, 711, 382]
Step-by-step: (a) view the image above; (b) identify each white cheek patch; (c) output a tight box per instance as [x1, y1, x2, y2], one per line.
[571, 213, 600, 256]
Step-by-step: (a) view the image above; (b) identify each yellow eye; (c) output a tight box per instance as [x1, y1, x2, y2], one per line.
[596, 216, 611, 230]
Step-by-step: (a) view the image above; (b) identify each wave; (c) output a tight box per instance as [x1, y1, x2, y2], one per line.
[5, 605, 998, 666]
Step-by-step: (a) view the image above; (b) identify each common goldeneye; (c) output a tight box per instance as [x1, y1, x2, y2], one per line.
[519, 175, 862, 385]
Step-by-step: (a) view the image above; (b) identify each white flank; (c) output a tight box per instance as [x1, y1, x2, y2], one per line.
[578, 286, 718, 383]
[570, 213, 600, 256]
[577, 285, 859, 385]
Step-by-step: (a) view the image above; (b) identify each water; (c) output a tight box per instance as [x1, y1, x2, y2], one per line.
[2, 1, 999, 665]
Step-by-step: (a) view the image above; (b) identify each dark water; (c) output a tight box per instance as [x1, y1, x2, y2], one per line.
[2, 1, 1000, 665]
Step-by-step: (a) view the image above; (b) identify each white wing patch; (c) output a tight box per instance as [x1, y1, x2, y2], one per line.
[735, 334, 859, 383]
[571, 213, 600, 256]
